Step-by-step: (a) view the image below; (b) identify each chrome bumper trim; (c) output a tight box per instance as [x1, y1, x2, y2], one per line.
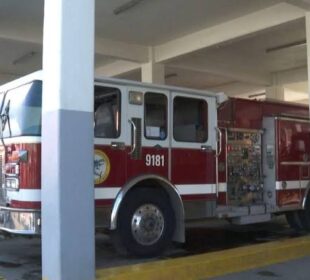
[0, 206, 41, 235]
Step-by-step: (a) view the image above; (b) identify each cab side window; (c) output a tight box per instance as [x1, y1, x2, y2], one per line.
[144, 92, 168, 140]
[94, 86, 121, 138]
[173, 96, 208, 143]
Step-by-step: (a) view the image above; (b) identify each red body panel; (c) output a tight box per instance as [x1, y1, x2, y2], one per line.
[4, 98, 309, 216]
[171, 149, 215, 184]
[219, 98, 310, 209]
[94, 145, 127, 187]
[182, 194, 216, 201]
[276, 189, 306, 207]
[6, 143, 41, 189]
[127, 147, 169, 181]
[218, 98, 309, 129]
[94, 145, 169, 186]
[11, 200, 41, 209]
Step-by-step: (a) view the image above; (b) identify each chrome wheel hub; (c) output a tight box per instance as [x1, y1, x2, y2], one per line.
[131, 204, 164, 246]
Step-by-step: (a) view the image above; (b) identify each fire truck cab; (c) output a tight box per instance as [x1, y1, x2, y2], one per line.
[0, 71, 309, 256]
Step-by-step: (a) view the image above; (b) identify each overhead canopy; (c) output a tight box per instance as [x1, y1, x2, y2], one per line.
[0, 0, 309, 102]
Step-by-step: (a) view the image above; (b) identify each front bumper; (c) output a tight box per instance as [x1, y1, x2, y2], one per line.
[0, 206, 41, 235]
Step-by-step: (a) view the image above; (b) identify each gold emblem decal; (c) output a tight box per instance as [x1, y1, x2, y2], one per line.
[94, 150, 110, 184]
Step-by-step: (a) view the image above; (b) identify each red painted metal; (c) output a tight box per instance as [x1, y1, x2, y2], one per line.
[94, 145, 127, 187]
[4, 98, 309, 216]
[276, 190, 301, 207]
[171, 148, 215, 184]
[5, 143, 41, 189]
[217, 192, 227, 205]
[10, 200, 41, 209]
[277, 119, 310, 181]
[181, 194, 216, 201]
[127, 147, 169, 182]
[95, 199, 114, 207]
[218, 98, 309, 129]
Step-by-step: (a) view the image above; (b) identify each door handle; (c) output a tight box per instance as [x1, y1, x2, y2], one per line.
[111, 142, 125, 150]
[128, 119, 136, 155]
[201, 145, 212, 151]
[215, 127, 222, 157]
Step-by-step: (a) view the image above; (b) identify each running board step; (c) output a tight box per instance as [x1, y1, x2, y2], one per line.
[216, 205, 267, 219]
[231, 214, 271, 225]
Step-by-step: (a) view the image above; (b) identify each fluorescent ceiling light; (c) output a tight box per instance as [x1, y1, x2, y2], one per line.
[12, 51, 37, 65]
[113, 0, 145, 15]
[248, 92, 265, 99]
[165, 73, 178, 79]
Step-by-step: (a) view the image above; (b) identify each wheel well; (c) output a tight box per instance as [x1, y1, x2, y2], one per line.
[129, 179, 169, 198]
[110, 177, 185, 243]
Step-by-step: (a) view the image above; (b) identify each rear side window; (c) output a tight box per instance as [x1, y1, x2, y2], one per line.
[94, 86, 121, 138]
[173, 96, 208, 143]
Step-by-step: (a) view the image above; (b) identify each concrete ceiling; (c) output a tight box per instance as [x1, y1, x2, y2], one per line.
[95, 0, 282, 45]
[0, 0, 309, 103]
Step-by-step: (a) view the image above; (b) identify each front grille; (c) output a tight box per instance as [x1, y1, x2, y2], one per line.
[0, 153, 6, 205]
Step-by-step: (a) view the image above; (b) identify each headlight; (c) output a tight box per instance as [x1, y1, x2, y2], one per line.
[5, 178, 19, 190]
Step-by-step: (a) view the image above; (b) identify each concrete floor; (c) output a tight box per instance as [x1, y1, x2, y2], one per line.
[213, 256, 310, 280]
[0, 216, 307, 280]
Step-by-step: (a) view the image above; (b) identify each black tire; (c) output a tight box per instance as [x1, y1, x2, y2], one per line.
[286, 211, 304, 231]
[116, 187, 175, 257]
[298, 194, 310, 231]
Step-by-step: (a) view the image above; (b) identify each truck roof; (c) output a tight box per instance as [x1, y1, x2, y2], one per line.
[0, 70, 224, 103]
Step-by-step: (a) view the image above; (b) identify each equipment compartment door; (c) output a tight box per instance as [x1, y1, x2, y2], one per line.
[277, 118, 310, 208]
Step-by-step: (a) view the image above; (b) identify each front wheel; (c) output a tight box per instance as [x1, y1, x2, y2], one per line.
[116, 187, 175, 257]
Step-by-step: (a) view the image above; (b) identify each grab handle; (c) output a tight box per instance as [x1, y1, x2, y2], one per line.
[128, 119, 136, 155]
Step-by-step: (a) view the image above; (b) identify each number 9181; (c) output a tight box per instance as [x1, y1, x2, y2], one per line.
[145, 154, 165, 167]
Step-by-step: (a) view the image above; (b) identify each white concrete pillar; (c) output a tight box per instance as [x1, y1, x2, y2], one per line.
[42, 0, 95, 279]
[141, 62, 165, 84]
[265, 85, 285, 101]
[306, 12, 310, 115]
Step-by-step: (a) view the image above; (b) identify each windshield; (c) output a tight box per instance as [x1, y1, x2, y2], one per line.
[2, 81, 42, 138]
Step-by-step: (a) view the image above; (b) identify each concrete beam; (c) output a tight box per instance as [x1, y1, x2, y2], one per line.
[272, 66, 308, 85]
[141, 62, 165, 84]
[285, 88, 309, 101]
[0, 24, 41, 44]
[266, 86, 285, 101]
[0, 73, 20, 85]
[95, 37, 148, 63]
[169, 54, 271, 85]
[154, 3, 305, 62]
[0, 26, 148, 63]
[209, 81, 265, 97]
[286, 0, 310, 10]
[95, 60, 140, 77]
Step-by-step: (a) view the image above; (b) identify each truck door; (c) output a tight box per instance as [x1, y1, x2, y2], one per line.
[171, 92, 217, 219]
[94, 84, 127, 203]
[125, 88, 169, 180]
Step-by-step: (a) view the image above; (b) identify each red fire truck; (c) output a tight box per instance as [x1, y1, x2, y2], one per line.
[0, 71, 309, 256]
